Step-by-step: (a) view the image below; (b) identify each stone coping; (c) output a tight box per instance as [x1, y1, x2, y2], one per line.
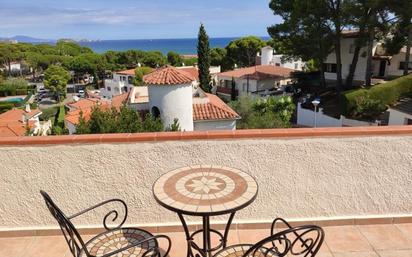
[1, 215, 411, 238]
[0, 126, 411, 146]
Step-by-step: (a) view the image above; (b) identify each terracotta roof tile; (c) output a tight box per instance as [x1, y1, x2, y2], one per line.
[0, 121, 27, 137]
[111, 93, 129, 109]
[178, 67, 199, 81]
[218, 65, 294, 80]
[0, 109, 40, 122]
[67, 98, 102, 110]
[144, 66, 195, 85]
[116, 68, 136, 76]
[193, 94, 240, 121]
[65, 94, 128, 125]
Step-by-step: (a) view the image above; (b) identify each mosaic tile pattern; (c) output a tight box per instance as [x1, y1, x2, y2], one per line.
[214, 244, 276, 257]
[153, 165, 258, 215]
[81, 228, 157, 257]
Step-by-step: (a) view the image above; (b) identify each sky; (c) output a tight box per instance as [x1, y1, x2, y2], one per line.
[0, 0, 280, 40]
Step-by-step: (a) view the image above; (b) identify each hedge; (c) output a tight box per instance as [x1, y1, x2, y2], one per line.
[342, 73, 412, 116]
[0, 102, 14, 114]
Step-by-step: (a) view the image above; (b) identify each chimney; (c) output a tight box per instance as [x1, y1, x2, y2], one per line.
[25, 104, 31, 113]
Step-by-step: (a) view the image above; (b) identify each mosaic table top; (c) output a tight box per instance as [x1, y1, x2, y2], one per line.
[153, 165, 258, 216]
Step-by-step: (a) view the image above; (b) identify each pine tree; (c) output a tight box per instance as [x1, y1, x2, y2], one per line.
[231, 77, 237, 101]
[197, 24, 211, 92]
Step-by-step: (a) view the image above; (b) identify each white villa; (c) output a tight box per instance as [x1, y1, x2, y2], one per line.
[0, 105, 45, 137]
[216, 65, 295, 99]
[324, 30, 412, 84]
[65, 66, 239, 134]
[100, 69, 136, 100]
[257, 46, 305, 71]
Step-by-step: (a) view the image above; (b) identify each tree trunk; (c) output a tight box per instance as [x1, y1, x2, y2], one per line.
[319, 58, 326, 88]
[346, 24, 367, 89]
[403, 26, 412, 76]
[365, 29, 375, 87]
[334, 35, 343, 95]
[7, 60, 11, 77]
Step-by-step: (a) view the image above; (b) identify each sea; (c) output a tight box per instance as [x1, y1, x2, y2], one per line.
[77, 37, 270, 55]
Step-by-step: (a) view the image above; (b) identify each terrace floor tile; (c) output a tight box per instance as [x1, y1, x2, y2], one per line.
[358, 224, 412, 251]
[324, 225, 373, 253]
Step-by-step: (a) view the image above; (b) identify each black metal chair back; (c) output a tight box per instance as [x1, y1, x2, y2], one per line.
[242, 224, 325, 257]
[40, 190, 89, 257]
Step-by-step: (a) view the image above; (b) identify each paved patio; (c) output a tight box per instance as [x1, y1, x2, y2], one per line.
[1, 223, 412, 257]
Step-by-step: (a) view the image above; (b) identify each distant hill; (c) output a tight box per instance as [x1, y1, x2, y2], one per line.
[0, 35, 54, 43]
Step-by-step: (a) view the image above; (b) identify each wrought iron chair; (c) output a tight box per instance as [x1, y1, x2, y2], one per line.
[213, 218, 324, 257]
[40, 190, 171, 257]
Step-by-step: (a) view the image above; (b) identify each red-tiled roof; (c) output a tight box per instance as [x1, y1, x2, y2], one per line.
[179, 67, 199, 81]
[193, 94, 240, 121]
[0, 122, 27, 137]
[218, 65, 294, 80]
[116, 68, 136, 76]
[144, 66, 195, 85]
[0, 109, 41, 122]
[67, 98, 101, 110]
[0, 108, 40, 137]
[111, 93, 129, 109]
[65, 94, 129, 125]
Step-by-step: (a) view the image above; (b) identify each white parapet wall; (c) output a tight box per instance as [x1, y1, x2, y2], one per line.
[297, 103, 379, 127]
[0, 133, 411, 230]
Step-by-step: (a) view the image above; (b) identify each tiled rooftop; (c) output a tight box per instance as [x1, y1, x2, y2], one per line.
[218, 65, 294, 79]
[2, 223, 412, 257]
[193, 94, 240, 121]
[144, 66, 195, 85]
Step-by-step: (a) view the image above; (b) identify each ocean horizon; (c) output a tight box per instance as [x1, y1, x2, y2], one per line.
[77, 37, 270, 55]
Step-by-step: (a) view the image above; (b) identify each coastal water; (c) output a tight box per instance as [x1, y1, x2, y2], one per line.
[78, 37, 269, 55]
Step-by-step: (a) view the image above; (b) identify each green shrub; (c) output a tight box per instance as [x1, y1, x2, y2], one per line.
[0, 102, 14, 113]
[40, 107, 59, 121]
[353, 95, 386, 119]
[343, 73, 412, 116]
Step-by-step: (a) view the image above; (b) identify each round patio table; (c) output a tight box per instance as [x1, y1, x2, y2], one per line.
[153, 165, 258, 257]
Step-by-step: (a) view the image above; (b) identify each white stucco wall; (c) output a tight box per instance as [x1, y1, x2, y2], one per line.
[388, 109, 412, 125]
[324, 37, 375, 82]
[385, 52, 412, 77]
[0, 135, 411, 230]
[148, 84, 194, 131]
[194, 120, 236, 131]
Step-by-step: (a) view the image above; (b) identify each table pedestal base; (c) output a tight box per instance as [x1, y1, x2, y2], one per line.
[178, 212, 236, 257]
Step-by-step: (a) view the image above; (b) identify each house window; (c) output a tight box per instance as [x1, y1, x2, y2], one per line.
[406, 118, 412, 125]
[107, 87, 111, 91]
[275, 63, 280, 66]
[294, 63, 299, 69]
[242, 83, 247, 92]
[128, 76, 133, 84]
[324, 63, 338, 73]
[399, 62, 412, 70]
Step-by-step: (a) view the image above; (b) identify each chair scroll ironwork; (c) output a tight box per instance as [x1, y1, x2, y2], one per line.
[213, 218, 324, 257]
[40, 190, 171, 257]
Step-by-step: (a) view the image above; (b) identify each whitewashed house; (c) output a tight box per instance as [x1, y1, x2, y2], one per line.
[101, 69, 136, 100]
[144, 66, 239, 131]
[324, 30, 412, 84]
[216, 65, 295, 99]
[257, 46, 305, 71]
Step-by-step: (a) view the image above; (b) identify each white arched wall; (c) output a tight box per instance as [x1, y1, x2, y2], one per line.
[148, 84, 194, 131]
